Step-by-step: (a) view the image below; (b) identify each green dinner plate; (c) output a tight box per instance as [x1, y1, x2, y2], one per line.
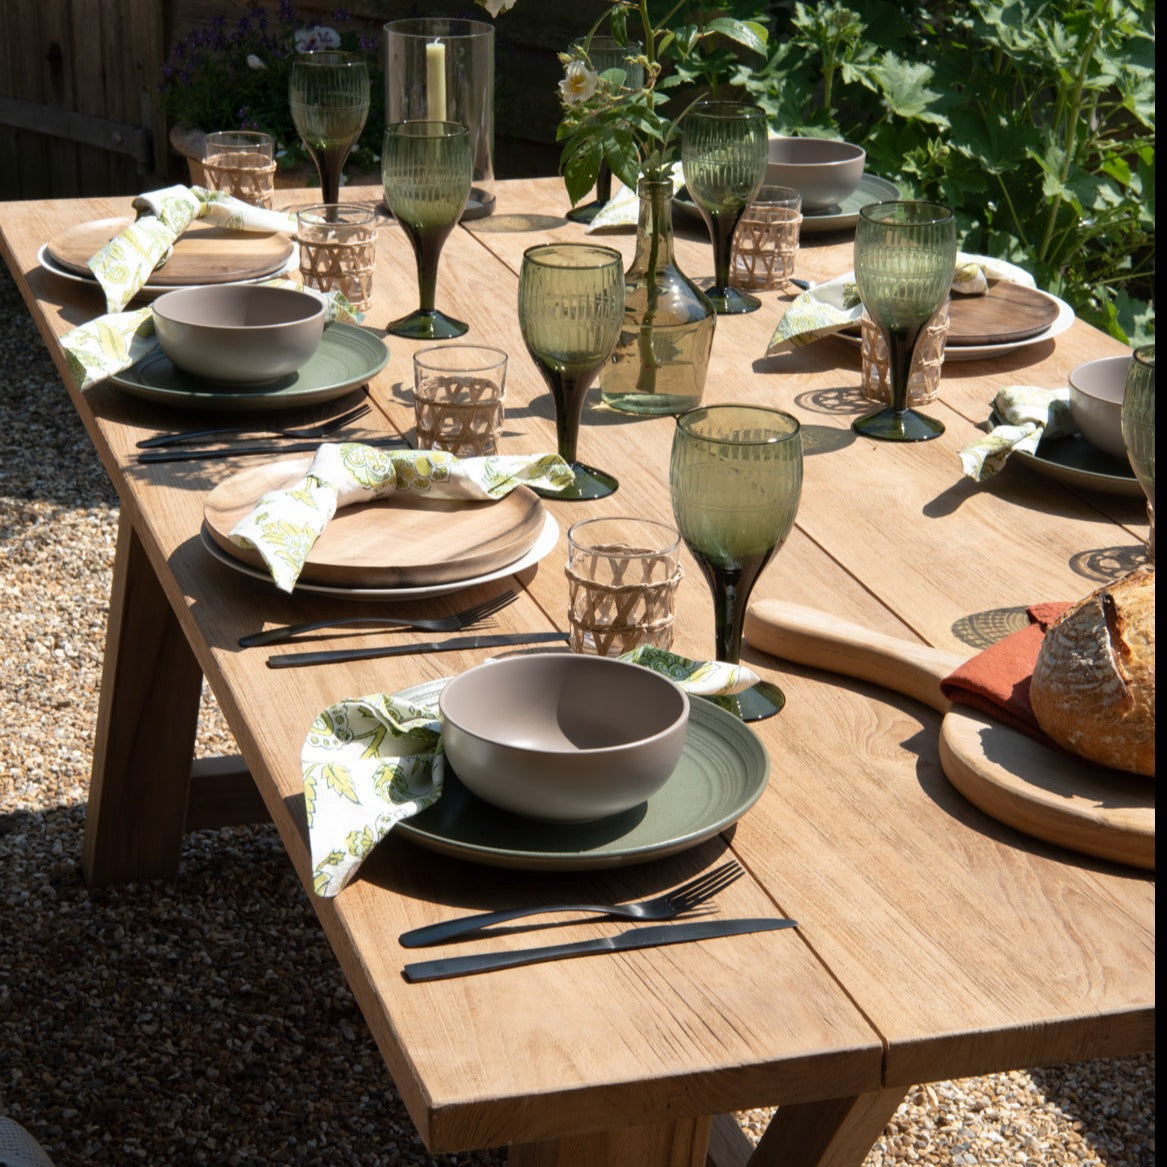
[393, 678, 770, 870]
[673, 173, 901, 237]
[109, 323, 388, 413]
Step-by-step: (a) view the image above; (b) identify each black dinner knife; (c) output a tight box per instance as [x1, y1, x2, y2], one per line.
[402, 917, 798, 982]
[137, 434, 408, 463]
[266, 630, 568, 668]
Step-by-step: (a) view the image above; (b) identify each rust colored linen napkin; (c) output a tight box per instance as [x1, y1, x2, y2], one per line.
[939, 602, 1069, 744]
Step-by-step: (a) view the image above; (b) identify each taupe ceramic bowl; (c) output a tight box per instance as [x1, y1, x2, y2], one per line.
[152, 285, 326, 384]
[766, 137, 866, 212]
[1069, 355, 1130, 460]
[439, 653, 690, 823]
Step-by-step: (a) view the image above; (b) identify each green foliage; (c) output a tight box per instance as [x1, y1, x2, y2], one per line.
[738, 0, 1155, 344]
[159, 3, 385, 173]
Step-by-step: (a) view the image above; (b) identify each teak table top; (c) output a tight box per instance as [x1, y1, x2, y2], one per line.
[0, 178, 1153, 1167]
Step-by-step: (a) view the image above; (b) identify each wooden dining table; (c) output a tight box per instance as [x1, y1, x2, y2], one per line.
[0, 177, 1154, 1167]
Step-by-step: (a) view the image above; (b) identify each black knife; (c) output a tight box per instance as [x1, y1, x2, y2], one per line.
[402, 917, 798, 982]
[137, 435, 408, 463]
[266, 630, 568, 668]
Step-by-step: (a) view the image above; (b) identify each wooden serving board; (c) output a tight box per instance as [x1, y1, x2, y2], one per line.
[946, 281, 1059, 346]
[743, 600, 1155, 870]
[45, 217, 294, 285]
[204, 458, 547, 588]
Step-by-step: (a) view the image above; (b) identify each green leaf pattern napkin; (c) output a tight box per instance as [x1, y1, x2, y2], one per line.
[767, 252, 1036, 354]
[59, 280, 361, 391]
[87, 184, 299, 312]
[302, 648, 763, 897]
[229, 443, 575, 592]
[957, 385, 1075, 481]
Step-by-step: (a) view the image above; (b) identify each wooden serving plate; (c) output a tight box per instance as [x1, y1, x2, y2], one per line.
[204, 458, 547, 588]
[946, 281, 1060, 346]
[743, 600, 1154, 870]
[46, 217, 294, 286]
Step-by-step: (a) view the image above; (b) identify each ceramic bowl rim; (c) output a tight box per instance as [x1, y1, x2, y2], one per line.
[152, 284, 326, 331]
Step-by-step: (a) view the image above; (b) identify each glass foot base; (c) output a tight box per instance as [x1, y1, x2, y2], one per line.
[852, 406, 945, 442]
[566, 200, 603, 224]
[385, 308, 469, 340]
[532, 461, 619, 501]
[707, 286, 761, 315]
[705, 681, 786, 722]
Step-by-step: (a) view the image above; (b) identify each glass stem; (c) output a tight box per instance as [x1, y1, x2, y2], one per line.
[555, 373, 584, 463]
[885, 325, 920, 416]
[708, 569, 746, 663]
[711, 211, 741, 291]
[595, 161, 613, 204]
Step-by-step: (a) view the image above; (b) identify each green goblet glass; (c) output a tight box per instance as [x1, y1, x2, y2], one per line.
[670, 404, 803, 722]
[382, 121, 473, 339]
[565, 37, 646, 224]
[680, 101, 768, 314]
[289, 51, 370, 206]
[852, 201, 957, 442]
[1121, 344, 1155, 561]
[518, 243, 625, 501]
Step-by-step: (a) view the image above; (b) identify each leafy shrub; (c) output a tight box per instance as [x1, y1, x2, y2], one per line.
[731, 0, 1155, 344]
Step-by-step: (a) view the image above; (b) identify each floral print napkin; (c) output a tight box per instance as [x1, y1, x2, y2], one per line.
[302, 646, 763, 896]
[87, 184, 299, 312]
[228, 443, 575, 592]
[958, 385, 1075, 481]
[59, 280, 360, 391]
[766, 252, 1036, 354]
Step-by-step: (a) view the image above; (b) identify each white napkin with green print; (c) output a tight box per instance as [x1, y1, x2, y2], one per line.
[87, 184, 299, 312]
[229, 443, 575, 593]
[303, 644, 763, 896]
[958, 385, 1075, 481]
[767, 253, 1035, 354]
[59, 280, 361, 391]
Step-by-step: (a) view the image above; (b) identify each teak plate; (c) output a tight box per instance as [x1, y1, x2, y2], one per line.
[744, 601, 1154, 870]
[46, 216, 294, 286]
[204, 458, 547, 588]
[946, 280, 1060, 346]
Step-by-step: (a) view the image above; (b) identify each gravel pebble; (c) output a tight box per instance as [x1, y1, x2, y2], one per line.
[0, 265, 1154, 1166]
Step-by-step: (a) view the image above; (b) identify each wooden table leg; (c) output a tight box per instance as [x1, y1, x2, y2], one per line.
[82, 514, 204, 885]
[509, 1116, 713, 1167]
[742, 1087, 908, 1167]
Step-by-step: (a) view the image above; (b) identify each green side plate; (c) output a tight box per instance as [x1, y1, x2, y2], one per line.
[394, 679, 770, 870]
[109, 323, 388, 413]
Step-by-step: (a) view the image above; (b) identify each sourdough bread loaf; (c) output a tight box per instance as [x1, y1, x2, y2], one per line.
[1030, 566, 1155, 776]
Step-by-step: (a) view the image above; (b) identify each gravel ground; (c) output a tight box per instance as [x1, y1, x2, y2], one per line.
[0, 263, 1155, 1166]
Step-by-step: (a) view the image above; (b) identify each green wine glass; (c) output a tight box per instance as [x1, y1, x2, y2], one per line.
[670, 404, 803, 721]
[289, 51, 370, 206]
[852, 201, 957, 442]
[382, 121, 473, 339]
[518, 243, 625, 500]
[565, 37, 646, 224]
[1121, 344, 1155, 561]
[680, 101, 768, 314]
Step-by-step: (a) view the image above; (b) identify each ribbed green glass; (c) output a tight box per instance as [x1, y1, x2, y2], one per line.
[670, 405, 802, 721]
[518, 243, 624, 500]
[1121, 344, 1155, 558]
[680, 102, 768, 315]
[289, 52, 370, 206]
[851, 200, 956, 442]
[382, 121, 473, 339]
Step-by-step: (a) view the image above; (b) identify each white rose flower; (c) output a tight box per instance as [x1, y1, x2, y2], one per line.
[479, 0, 517, 14]
[295, 25, 343, 53]
[559, 60, 598, 105]
[246, 54, 267, 71]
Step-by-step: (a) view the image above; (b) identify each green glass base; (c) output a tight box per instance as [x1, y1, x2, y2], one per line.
[566, 200, 603, 224]
[707, 286, 761, 315]
[532, 460, 619, 501]
[852, 405, 945, 442]
[385, 308, 469, 340]
[707, 680, 786, 722]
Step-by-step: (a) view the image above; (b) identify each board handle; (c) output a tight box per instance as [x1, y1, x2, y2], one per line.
[743, 601, 969, 714]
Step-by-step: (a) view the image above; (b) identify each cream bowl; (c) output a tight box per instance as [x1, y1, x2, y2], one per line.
[1068, 354, 1130, 460]
[439, 653, 690, 823]
[152, 284, 326, 384]
[766, 137, 866, 212]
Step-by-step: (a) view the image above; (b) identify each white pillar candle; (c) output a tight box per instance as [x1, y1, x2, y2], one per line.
[426, 40, 447, 122]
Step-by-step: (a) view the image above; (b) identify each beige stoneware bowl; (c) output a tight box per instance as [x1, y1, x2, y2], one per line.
[765, 137, 866, 212]
[1068, 354, 1130, 460]
[439, 653, 690, 823]
[152, 284, 326, 384]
